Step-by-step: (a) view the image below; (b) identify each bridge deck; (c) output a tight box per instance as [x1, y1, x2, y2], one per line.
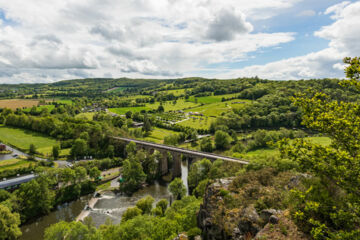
[113, 137, 249, 165]
[0, 174, 36, 189]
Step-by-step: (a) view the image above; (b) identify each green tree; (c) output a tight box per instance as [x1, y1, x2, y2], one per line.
[125, 142, 136, 156]
[0, 204, 21, 240]
[29, 143, 37, 155]
[157, 105, 164, 113]
[89, 167, 101, 181]
[155, 199, 168, 216]
[44, 221, 99, 240]
[278, 57, 360, 239]
[142, 117, 152, 134]
[214, 130, 231, 150]
[169, 178, 186, 200]
[70, 138, 88, 159]
[120, 158, 146, 195]
[200, 137, 213, 152]
[15, 179, 55, 222]
[52, 145, 60, 160]
[121, 207, 142, 223]
[135, 195, 154, 214]
[125, 111, 132, 119]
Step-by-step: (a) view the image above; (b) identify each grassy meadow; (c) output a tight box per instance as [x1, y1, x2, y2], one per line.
[0, 125, 68, 157]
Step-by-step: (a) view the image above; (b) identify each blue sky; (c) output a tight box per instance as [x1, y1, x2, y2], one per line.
[0, 0, 359, 83]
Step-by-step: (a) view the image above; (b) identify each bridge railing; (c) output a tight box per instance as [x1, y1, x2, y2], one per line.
[112, 136, 249, 165]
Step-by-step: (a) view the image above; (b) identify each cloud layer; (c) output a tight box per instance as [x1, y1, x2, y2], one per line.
[219, 1, 360, 80]
[0, 0, 357, 83]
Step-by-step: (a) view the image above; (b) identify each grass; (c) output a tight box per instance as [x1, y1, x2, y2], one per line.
[75, 112, 95, 120]
[106, 87, 127, 93]
[0, 125, 69, 157]
[188, 93, 240, 104]
[96, 181, 111, 191]
[109, 106, 152, 115]
[0, 158, 33, 171]
[141, 127, 179, 143]
[109, 99, 199, 115]
[304, 136, 331, 146]
[177, 117, 214, 130]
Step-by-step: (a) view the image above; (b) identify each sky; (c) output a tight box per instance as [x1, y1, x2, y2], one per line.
[0, 0, 359, 83]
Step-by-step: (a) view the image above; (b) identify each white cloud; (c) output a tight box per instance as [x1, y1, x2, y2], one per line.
[219, 1, 360, 80]
[297, 10, 316, 17]
[0, 0, 300, 83]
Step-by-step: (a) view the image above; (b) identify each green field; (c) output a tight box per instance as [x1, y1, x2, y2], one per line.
[106, 87, 127, 93]
[0, 158, 33, 171]
[188, 93, 240, 104]
[140, 127, 179, 144]
[109, 99, 199, 115]
[304, 136, 331, 146]
[0, 125, 68, 157]
[75, 112, 95, 120]
[23, 105, 55, 113]
[177, 117, 213, 130]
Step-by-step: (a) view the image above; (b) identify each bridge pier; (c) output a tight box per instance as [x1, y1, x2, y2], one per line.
[159, 150, 169, 176]
[171, 152, 182, 178]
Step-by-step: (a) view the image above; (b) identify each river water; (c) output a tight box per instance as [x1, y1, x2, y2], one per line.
[20, 159, 189, 239]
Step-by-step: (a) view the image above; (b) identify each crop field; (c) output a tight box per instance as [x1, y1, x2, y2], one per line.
[0, 125, 68, 156]
[0, 99, 42, 110]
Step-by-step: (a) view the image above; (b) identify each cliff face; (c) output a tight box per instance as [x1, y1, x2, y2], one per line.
[197, 170, 310, 240]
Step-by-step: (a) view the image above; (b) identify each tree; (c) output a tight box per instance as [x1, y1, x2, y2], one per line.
[200, 138, 213, 152]
[142, 117, 152, 134]
[15, 179, 55, 222]
[155, 199, 168, 216]
[52, 145, 60, 160]
[169, 178, 186, 200]
[44, 221, 98, 240]
[125, 111, 132, 119]
[278, 57, 360, 239]
[75, 167, 87, 183]
[70, 138, 88, 159]
[0, 204, 21, 240]
[89, 167, 101, 181]
[125, 142, 136, 156]
[135, 195, 154, 214]
[120, 158, 146, 195]
[157, 105, 164, 113]
[214, 130, 231, 150]
[121, 207, 142, 223]
[29, 143, 37, 155]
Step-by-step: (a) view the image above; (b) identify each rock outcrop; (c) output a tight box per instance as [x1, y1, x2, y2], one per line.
[198, 177, 310, 240]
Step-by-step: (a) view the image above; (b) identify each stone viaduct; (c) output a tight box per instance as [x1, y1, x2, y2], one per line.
[112, 137, 249, 178]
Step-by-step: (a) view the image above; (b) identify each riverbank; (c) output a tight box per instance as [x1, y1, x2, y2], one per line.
[76, 196, 99, 222]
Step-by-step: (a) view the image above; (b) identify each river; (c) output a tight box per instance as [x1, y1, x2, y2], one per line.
[19, 159, 189, 239]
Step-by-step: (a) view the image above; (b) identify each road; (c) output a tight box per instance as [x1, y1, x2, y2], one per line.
[112, 137, 249, 165]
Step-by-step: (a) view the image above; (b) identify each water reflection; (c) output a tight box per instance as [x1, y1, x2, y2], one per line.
[20, 195, 91, 240]
[19, 158, 190, 239]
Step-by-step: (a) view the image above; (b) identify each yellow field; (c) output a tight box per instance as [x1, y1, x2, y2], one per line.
[0, 99, 40, 110]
